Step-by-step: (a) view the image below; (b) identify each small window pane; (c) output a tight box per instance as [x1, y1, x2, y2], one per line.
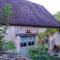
[28, 42, 31, 46]
[20, 43, 24, 47]
[24, 42, 26, 47]
[20, 42, 26, 47]
[32, 41, 34, 45]
[28, 41, 34, 46]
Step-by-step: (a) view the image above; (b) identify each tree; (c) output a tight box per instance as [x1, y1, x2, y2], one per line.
[0, 4, 13, 53]
[3, 4, 13, 27]
[54, 12, 60, 33]
[54, 12, 60, 22]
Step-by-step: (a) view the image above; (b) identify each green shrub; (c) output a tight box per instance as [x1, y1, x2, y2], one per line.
[29, 44, 48, 60]
[6, 41, 16, 50]
[29, 44, 60, 60]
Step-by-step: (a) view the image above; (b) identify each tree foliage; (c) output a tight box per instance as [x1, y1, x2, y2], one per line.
[0, 4, 13, 25]
[0, 4, 13, 53]
[3, 4, 13, 19]
[54, 12, 60, 22]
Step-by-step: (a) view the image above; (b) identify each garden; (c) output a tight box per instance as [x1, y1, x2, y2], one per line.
[28, 44, 60, 60]
[28, 28, 60, 60]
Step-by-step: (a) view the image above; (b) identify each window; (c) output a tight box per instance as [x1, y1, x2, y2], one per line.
[28, 42, 31, 46]
[28, 41, 34, 46]
[20, 42, 26, 47]
[20, 36, 35, 47]
[31, 41, 34, 45]
[20, 43, 23, 47]
[24, 43, 26, 46]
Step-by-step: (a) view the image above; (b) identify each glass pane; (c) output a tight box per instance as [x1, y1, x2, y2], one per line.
[28, 41, 35, 46]
[24, 42, 26, 47]
[28, 42, 31, 46]
[20, 43, 24, 47]
[20, 42, 26, 47]
[32, 41, 34, 45]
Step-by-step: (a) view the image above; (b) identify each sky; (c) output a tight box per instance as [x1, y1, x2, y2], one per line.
[28, 0, 60, 14]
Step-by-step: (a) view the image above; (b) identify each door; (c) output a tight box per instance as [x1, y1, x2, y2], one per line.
[20, 37, 28, 57]
[20, 36, 36, 57]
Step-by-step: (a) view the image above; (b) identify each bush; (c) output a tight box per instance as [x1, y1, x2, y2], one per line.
[29, 44, 48, 60]
[29, 44, 60, 60]
[6, 41, 16, 50]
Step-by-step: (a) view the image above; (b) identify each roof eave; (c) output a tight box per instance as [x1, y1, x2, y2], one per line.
[0, 23, 60, 28]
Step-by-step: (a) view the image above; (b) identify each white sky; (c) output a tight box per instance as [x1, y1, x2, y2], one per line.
[28, 0, 60, 14]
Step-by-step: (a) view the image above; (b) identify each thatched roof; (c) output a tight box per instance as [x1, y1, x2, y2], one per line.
[0, 0, 60, 28]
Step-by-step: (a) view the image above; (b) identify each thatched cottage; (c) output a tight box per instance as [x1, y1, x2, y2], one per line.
[0, 0, 60, 57]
